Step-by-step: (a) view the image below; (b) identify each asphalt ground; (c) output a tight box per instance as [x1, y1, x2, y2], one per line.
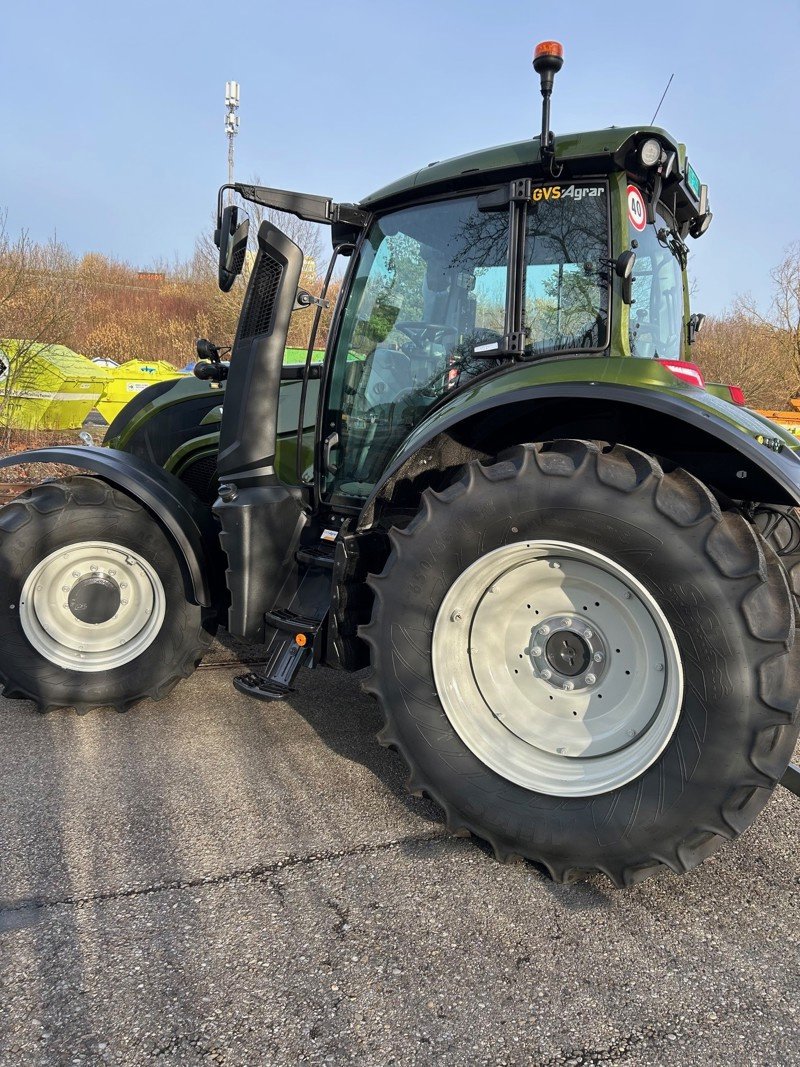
[0, 635, 798, 1066]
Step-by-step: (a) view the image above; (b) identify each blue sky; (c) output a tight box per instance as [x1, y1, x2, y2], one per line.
[2, 0, 798, 315]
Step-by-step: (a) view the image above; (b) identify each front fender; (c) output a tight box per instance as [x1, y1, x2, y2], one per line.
[0, 446, 221, 607]
[358, 364, 800, 528]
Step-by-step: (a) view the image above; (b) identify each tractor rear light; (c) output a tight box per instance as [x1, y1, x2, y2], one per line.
[658, 359, 706, 389]
[727, 385, 747, 406]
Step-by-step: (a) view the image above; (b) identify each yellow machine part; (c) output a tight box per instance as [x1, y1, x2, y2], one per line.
[0, 342, 112, 430]
[755, 411, 800, 438]
[96, 359, 184, 423]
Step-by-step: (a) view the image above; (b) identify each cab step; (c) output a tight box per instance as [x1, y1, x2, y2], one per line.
[264, 607, 322, 635]
[233, 552, 333, 703]
[296, 545, 335, 570]
[233, 610, 326, 702]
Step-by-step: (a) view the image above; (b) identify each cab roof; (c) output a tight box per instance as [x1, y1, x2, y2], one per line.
[360, 125, 686, 209]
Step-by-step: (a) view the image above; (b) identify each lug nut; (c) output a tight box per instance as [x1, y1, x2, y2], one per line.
[585, 673, 596, 685]
[563, 617, 572, 627]
[550, 562, 561, 569]
[583, 628, 593, 639]
[531, 645, 542, 657]
[593, 652, 604, 663]
[538, 625, 550, 636]
[562, 681, 574, 692]
[655, 663, 664, 672]
[541, 668, 552, 680]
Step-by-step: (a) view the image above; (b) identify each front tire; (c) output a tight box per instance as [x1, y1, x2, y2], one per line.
[0, 477, 216, 712]
[363, 442, 800, 885]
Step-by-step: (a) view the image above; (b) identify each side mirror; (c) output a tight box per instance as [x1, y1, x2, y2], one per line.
[216, 205, 249, 292]
[196, 338, 220, 363]
[687, 312, 706, 345]
[615, 250, 636, 305]
[689, 212, 712, 239]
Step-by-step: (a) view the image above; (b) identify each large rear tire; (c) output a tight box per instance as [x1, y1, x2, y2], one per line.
[0, 477, 216, 712]
[362, 442, 800, 886]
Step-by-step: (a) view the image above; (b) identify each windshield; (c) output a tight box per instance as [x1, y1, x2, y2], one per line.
[524, 182, 609, 354]
[628, 192, 685, 360]
[324, 194, 509, 498]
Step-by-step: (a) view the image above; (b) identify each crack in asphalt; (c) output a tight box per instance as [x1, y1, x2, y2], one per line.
[0, 830, 448, 925]
[540, 1018, 686, 1066]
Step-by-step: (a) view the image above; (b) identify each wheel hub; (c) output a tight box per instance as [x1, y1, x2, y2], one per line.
[545, 630, 588, 677]
[67, 574, 121, 625]
[529, 614, 607, 692]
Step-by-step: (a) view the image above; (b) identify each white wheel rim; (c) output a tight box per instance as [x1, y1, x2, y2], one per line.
[431, 540, 683, 797]
[19, 541, 166, 673]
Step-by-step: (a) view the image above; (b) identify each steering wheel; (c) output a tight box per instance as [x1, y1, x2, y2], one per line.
[393, 321, 459, 351]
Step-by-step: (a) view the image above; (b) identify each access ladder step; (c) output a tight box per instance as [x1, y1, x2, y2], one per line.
[264, 608, 323, 636]
[233, 630, 312, 703]
[233, 672, 294, 702]
[296, 545, 336, 570]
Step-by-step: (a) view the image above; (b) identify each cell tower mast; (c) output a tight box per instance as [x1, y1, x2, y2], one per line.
[225, 81, 240, 200]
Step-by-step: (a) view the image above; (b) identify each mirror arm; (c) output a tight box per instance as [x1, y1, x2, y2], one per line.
[233, 183, 369, 228]
[293, 289, 331, 312]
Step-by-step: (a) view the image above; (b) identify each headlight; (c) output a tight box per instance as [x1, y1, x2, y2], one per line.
[639, 138, 662, 167]
[690, 211, 713, 238]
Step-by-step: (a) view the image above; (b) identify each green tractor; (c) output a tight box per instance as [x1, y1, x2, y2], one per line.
[2, 42, 798, 885]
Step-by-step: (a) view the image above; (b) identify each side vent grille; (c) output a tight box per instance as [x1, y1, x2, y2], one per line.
[179, 454, 219, 505]
[236, 253, 282, 342]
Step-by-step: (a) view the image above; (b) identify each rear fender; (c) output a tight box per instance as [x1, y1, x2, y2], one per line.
[358, 382, 800, 529]
[0, 446, 222, 608]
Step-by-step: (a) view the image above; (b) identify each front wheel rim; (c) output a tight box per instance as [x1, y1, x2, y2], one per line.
[19, 541, 166, 673]
[431, 540, 684, 798]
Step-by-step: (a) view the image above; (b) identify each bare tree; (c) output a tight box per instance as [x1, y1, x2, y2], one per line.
[0, 212, 83, 441]
[694, 312, 790, 409]
[769, 242, 800, 381]
[734, 241, 800, 396]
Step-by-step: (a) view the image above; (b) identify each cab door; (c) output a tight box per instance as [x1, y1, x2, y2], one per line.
[319, 193, 512, 505]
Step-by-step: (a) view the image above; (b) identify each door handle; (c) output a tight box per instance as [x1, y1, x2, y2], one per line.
[323, 431, 339, 475]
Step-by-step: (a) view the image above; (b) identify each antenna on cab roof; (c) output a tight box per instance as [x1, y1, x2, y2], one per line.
[650, 73, 675, 126]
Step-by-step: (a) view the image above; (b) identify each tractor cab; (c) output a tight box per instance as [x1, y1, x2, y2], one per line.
[210, 49, 713, 521]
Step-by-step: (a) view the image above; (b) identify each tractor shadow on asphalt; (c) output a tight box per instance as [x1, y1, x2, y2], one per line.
[256, 648, 620, 908]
